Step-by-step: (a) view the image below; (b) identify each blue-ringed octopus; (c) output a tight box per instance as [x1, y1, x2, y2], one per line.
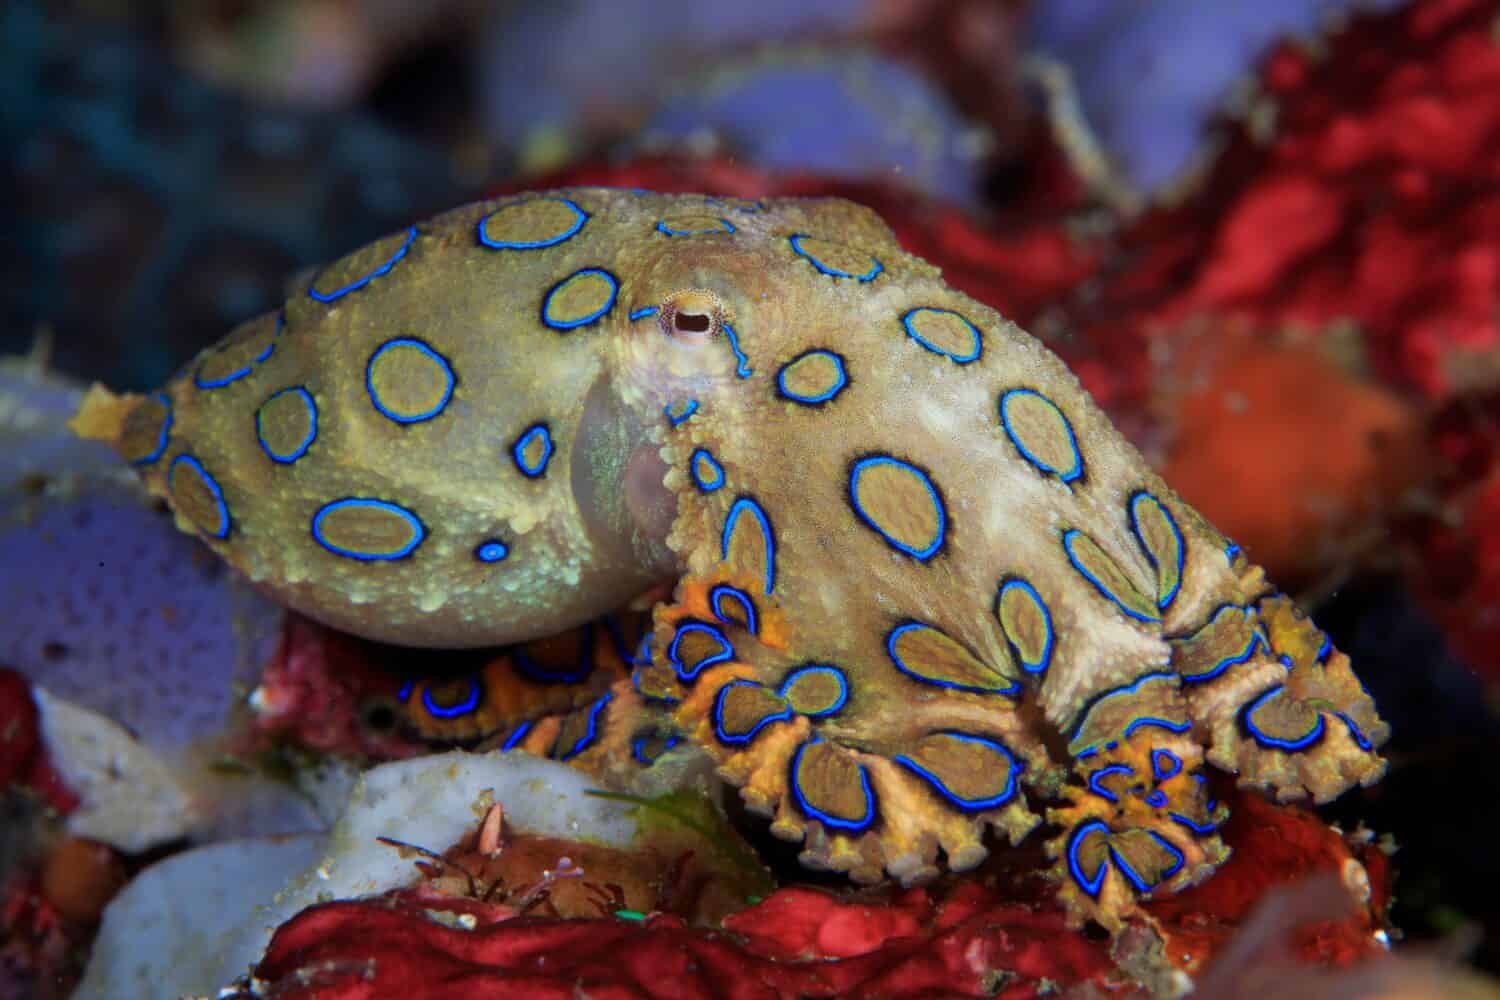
[71, 188, 1389, 929]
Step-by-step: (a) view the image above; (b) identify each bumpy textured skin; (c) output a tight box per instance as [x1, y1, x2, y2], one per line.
[71, 188, 1389, 929]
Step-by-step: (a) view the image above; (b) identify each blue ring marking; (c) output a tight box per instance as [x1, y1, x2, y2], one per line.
[475, 539, 509, 563]
[1086, 764, 1134, 803]
[629, 306, 659, 321]
[1241, 685, 1327, 751]
[421, 676, 481, 719]
[541, 267, 619, 330]
[311, 498, 425, 561]
[665, 399, 699, 426]
[722, 322, 753, 378]
[999, 388, 1082, 481]
[1151, 749, 1183, 780]
[168, 455, 231, 539]
[501, 721, 533, 752]
[514, 624, 595, 684]
[1316, 633, 1333, 663]
[309, 225, 416, 302]
[1109, 832, 1185, 893]
[1225, 540, 1242, 563]
[194, 338, 276, 389]
[1180, 609, 1265, 685]
[668, 621, 735, 682]
[1070, 670, 1178, 743]
[886, 622, 1022, 697]
[788, 234, 883, 282]
[559, 691, 612, 760]
[1144, 790, 1168, 808]
[691, 449, 726, 492]
[256, 386, 318, 464]
[776, 349, 848, 405]
[1336, 712, 1374, 752]
[656, 217, 735, 236]
[1067, 820, 1111, 897]
[709, 584, 758, 634]
[1062, 529, 1161, 624]
[777, 665, 849, 717]
[1129, 492, 1184, 609]
[366, 338, 455, 424]
[132, 392, 173, 465]
[398, 680, 414, 701]
[511, 423, 554, 478]
[1123, 716, 1193, 739]
[849, 455, 947, 561]
[713, 680, 794, 746]
[721, 497, 776, 595]
[1170, 811, 1220, 835]
[996, 578, 1054, 675]
[789, 739, 876, 833]
[477, 197, 587, 250]
[893, 732, 1019, 811]
[901, 308, 982, 365]
[632, 732, 680, 764]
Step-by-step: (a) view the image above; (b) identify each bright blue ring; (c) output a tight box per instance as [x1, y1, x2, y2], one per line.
[1063, 529, 1160, 623]
[366, 338, 455, 424]
[665, 399, 699, 426]
[1123, 716, 1192, 739]
[713, 680, 793, 745]
[709, 584, 757, 634]
[722, 322, 752, 377]
[1335, 712, 1374, 751]
[1130, 492, 1184, 610]
[256, 386, 317, 464]
[1067, 820, 1111, 897]
[398, 680, 414, 701]
[1109, 833, 1184, 893]
[790, 739, 876, 832]
[511, 424, 554, 477]
[721, 497, 775, 595]
[312, 497, 425, 561]
[850, 455, 946, 561]
[629, 306, 659, 320]
[168, 454, 230, 539]
[1087, 763, 1134, 803]
[887, 622, 1022, 696]
[1225, 541, 1242, 563]
[501, 721, 533, 752]
[1145, 790, 1169, 808]
[132, 392, 173, 466]
[691, 449, 725, 492]
[560, 691, 612, 760]
[776, 349, 848, 405]
[541, 267, 619, 330]
[1242, 685, 1327, 751]
[309, 225, 416, 302]
[421, 676, 481, 719]
[1170, 811, 1218, 835]
[999, 388, 1082, 481]
[475, 540, 509, 563]
[631, 732, 680, 764]
[1151, 749, 1183, 780]
[1180, 608, 1262, 684]
[894, 732, 1019, 811]
[194, 337, 275, 389]
[1316, 633, 1333, 663]
[901, 307, 982, 364]
[656, 217, 735, 236]
[789, 234, 883, 282]
[668, 621, 734, 682]
[777, 665, 848, 717]
[996, 578, 1053, 675]
[477, 197, 587, 250]
[1070, 670, 1177, 743]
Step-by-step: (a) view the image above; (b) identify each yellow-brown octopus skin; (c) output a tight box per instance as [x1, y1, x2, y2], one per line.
[70, 188, 1390, 929]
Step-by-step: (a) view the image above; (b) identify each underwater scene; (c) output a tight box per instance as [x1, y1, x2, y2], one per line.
[3, 0, 1500, 997]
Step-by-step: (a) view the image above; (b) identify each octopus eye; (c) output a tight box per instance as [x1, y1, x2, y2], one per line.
[359, 698, 399, 733]
[659, 288, 724, 343]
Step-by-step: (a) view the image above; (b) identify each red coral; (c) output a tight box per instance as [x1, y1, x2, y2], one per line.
[0, 667, 78, 814]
